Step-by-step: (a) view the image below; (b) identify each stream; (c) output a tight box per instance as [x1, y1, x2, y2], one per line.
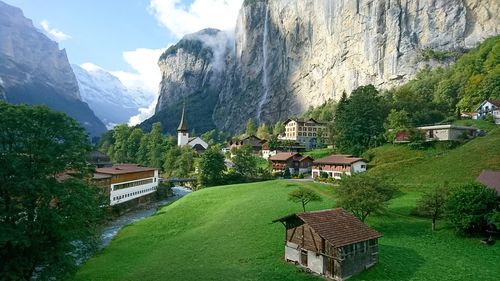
[99, 186, 192, 248]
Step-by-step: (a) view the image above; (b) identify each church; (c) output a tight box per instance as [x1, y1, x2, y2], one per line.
[177, 106, 209, 154]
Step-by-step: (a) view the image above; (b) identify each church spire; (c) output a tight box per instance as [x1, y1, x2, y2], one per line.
[177, 104, 188, 132]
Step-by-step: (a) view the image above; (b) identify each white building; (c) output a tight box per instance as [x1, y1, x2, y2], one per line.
[475, 100, 500, 124]
[417, 124, 478, 141]
[95, 164, 159, 206]
[311, 155, 367, 179]
[278, 118, 329, 149]
[177, 106, 209, 153]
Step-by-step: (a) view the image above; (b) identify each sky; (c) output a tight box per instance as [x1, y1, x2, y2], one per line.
[3, 0, 243, 123]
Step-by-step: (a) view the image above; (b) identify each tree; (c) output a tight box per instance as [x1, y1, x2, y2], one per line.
[245, 118, 257, 136]
[446, 183, 497, 234]
[272, 121, 284, 136]
[383, 109, 412, 142]
[256, 123, 271, 140]
[415, 184, 450, 231]
[163, 146, 182, 178]
[199, 146, 226, 187]
[336, 174, 397, 222]
[137, 134, 151, 166]
[283, 166, 291, 179]
[288, 187, 322, 212]
[176, 146, 197, 177]
[148, 122, 164, 168]
[334, 85, 389, 155]
[126, 127, 144, 162]
[0, 103, 105, 280]
[232, 144, 258, 178]
[112, 124, 132, 163]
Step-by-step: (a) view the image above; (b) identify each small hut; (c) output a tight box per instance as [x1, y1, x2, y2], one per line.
[273, 208, 381, 280]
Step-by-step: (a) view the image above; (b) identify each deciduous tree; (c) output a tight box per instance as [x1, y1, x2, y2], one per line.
[199, 146, 226, 187]
[336, 174, 397, 222]
[288, 187, 322, 212]
[446, 183, 497, 234]
[0, 103, 105, 280]
[415, 184, 450, 231]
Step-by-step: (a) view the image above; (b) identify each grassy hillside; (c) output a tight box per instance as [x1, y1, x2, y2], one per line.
[365, 127, 500, 189]
[76, 180, 500, 281]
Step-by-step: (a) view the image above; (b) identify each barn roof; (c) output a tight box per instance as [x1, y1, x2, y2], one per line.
[273, 208, 381, 247]
[269, 152, 299, 161]
[477, 170, 500, 194]
[96, 164, 158, 175]
[314, 155, 364, 165]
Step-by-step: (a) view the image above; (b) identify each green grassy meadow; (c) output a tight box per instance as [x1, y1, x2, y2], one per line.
[365, 128, 500, 188]
[76, 180, 500, 281]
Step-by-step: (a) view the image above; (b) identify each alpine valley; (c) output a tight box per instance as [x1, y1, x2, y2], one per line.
[146, 0, 499, 134]
[0, 1, 107, 137]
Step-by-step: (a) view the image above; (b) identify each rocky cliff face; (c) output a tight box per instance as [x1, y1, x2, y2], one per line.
[144, 28, 232, 134]
[153, 0, 500, 133]
[0, 1, 106, 137]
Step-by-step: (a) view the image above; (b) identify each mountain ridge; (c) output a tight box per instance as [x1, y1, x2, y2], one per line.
[149, 0, 499, 134]
[0, 0, 106, 137]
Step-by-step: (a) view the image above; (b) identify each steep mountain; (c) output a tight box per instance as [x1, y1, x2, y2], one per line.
[151, 0, 499, 134]
[0, 1, 106, 137]
[141, 28, 232, 134]
[72, 64, 150, 129]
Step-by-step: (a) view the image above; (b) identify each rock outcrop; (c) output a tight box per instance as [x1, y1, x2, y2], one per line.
[152, 0, 500, 133]
[142, 28, 232, 134]
[0, 1, 106, 137]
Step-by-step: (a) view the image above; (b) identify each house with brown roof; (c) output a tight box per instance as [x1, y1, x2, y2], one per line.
[477, 170, 500, 196]
[312, 155, 367, 179]
[268, 152, 314, 174]
[95, 164, 160, 206]
[228, 135, 264, 154]
[273, 209, 381, 280]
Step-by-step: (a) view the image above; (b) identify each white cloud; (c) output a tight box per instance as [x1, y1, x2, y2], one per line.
[111, 48, 165, 95]
[109, 48, 166, 126]
[40, 20, 71, 42]
[128, 102, 157, 127]
[149, 0, 243, 38]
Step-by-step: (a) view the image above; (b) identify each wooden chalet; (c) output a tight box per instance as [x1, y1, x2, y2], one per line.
[268, 152, 314, 174]
[312, 155, 366, 179]
[228, 135, 264, 154]
[273, 209, 381, 280]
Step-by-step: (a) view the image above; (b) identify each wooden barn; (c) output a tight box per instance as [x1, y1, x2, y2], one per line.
[273, 209, 381, 280]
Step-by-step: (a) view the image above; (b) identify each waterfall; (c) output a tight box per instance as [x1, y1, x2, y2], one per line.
[256, 6, 270, 123]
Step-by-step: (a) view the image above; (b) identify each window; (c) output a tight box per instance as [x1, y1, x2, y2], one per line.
[301, 250, 308, 265]
[361, 165, 366, 169]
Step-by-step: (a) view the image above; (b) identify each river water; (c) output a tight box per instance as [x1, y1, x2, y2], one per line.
[99, 186, 192, 248]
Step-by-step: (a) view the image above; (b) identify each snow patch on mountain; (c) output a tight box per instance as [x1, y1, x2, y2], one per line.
[72, 63, 153, 129]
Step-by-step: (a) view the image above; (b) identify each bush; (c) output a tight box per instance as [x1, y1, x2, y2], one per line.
[446, 183, 498, 234]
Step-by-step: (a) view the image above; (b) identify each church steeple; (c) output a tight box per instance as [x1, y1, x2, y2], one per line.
[177, 105, 188, 132]
[177, 105, 189, 147]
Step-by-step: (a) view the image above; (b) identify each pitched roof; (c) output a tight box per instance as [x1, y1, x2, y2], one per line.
[314, 154, 364, 165]
[477, 170, 500, 194]
[96, 164, 158, 175]
[487, 100, 500, 107]
[283, 118, 326, 126]
[177, 106, 188, 132]
[268, 152, 298, 161]
[274, 208, 381, 247]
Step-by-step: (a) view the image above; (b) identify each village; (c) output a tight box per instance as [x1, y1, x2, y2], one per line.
[80, 99, 500, 280]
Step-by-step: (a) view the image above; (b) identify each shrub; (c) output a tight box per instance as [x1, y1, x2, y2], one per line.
[446, 183, 498, 234]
